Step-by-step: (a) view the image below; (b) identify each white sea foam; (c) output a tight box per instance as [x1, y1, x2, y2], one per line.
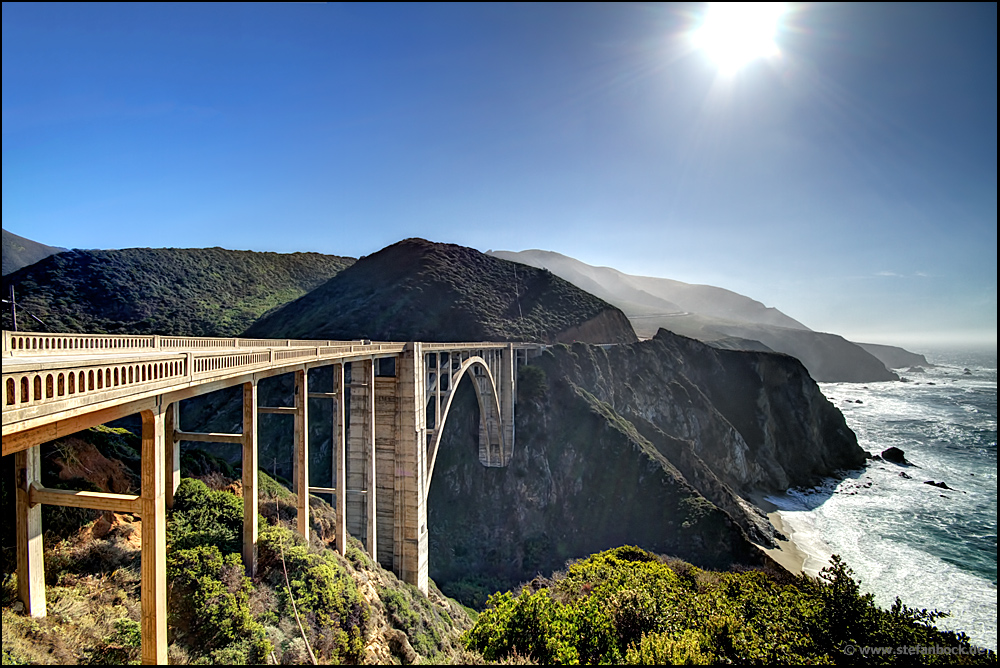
[767, 351, 997, 651]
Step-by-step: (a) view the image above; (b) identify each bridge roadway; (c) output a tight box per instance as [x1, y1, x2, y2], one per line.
[2, 330, 532, 664]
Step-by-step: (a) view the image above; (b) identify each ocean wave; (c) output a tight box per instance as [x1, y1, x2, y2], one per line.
[785, 351, 997, 650]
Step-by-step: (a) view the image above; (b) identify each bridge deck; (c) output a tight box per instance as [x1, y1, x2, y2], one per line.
[3, 331, 518, 455]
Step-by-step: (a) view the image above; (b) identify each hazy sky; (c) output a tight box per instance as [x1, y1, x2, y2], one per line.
[3, 3, 996, 348]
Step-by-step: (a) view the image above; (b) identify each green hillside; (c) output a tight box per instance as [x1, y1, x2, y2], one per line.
[2, 229, 66, 276]
[1, 247, 354, 337]
[245, 238, 637, 344]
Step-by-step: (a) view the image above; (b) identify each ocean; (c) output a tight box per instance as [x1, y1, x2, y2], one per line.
[766, 349, 997, 651]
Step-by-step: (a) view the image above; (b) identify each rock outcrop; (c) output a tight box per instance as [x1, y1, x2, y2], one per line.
[857, 343, 932, 369]
[881, 447, 909, 464]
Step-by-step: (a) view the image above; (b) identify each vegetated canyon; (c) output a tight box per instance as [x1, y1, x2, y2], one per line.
[5, 235, 984, 665]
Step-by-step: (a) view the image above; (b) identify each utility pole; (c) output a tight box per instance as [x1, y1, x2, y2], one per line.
[8, 285, 16, 332]
[3, 288, 45, 331]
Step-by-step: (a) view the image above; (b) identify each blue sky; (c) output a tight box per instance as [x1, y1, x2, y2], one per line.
[3, 3, 996, 348]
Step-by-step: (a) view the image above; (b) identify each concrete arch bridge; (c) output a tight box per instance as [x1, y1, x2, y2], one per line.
[2, 331, 537, 664]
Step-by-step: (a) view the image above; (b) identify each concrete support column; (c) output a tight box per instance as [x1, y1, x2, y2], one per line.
[346, 360, 378, 559]
[15, 445, 45, 617]
[434, 353, 442, 434]
[362, 360, 377, 558]
[334, 363, 346, 555]
[293, 369, 309, 541]
[140, 404, 168, 665]
[396, 344, 428, 594]
[242, 381, 258, 576]
[164, 402, 180, 510]
[374, 373, 398, 570]
[346, 365, 364, 542]
[347, 359, 376, 555]
[501, 343, 515, 462]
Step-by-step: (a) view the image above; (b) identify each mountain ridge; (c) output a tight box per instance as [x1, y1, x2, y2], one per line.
[490, 248, 906, 382]
[428, 327, 867, 599]
[489, 248, 811, 329]
[1, 246, 354, 337]
[246, 238, 637, 344]
[2, 228, 67, 276]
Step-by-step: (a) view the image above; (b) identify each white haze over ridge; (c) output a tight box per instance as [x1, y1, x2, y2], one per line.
[491, 248, 996, 351]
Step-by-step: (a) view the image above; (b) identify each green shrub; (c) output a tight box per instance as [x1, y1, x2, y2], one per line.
[180, 448, 236, 479]
[378, 581, 453, 658]
[257, 470, 292, 499]
[167, 478, 243, 556]
[464, 589, 580, 664]
[256, 523, 369, 663]
[625, 628, 716, 665]
[518, 365, 548, 402]
[463, 547, 997, 665]
[167, 544, 272, 663]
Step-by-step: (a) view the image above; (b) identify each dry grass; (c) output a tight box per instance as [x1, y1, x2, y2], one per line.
[2, 576, 139, 665]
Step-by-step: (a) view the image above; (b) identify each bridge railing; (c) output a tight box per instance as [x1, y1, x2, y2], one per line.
[420, 342, 513, 351]
[1, 331, 385, 357]
[2, 332, 542, 438]
[2, 333, 410, 428]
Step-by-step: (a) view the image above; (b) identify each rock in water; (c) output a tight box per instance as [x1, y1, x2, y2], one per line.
[881, 447, 908, 464]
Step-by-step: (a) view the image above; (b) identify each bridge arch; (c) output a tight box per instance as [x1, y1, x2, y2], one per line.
[425, 355, 507, 490]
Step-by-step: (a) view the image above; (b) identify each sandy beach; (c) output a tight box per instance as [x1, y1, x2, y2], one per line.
[753, 496, 811, 577]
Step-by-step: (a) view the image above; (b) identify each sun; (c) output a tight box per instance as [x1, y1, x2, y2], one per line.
[693, 2, 787, 74]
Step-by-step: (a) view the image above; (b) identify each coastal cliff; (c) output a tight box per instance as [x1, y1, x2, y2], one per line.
[428, 329, 866, 600]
